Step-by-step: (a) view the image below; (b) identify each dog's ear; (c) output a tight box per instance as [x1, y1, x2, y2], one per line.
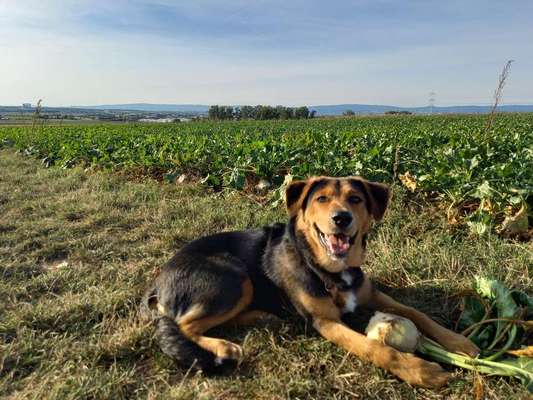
[285, 179, 308, 217]
[363, 181, 390, 221]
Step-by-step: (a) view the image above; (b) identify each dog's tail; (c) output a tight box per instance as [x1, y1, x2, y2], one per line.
[140, 286, 228, 372]
[139, 284, 158, 321]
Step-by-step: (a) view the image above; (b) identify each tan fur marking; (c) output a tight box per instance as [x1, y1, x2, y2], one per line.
[293, 289, 341, 320]
[175, 303, 205, 325]
[157, 303, 168, 316]
[370, 290, 479, 356]
[177, 279, 254, 359]
[195, 337, 244, 360]
[156, 303, 168, 317]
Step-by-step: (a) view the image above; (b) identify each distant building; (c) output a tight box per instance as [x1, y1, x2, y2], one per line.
[138, 118, 178, 123]
[22, 103, 32, 108]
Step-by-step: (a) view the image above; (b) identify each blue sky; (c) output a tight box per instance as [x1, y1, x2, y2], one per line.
[1, 0, 532, 106]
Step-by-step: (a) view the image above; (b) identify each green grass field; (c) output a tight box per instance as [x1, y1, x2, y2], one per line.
[1, 149, 531, 399]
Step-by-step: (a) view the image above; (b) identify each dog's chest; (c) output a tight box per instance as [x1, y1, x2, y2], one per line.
[330, 270, 359, 314]
[340, 290, 358, 313]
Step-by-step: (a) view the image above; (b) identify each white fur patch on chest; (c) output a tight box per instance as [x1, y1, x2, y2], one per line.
[342, 291, 358, 313]
[338, 269, 359, 313]
[341, 270, 354, 285]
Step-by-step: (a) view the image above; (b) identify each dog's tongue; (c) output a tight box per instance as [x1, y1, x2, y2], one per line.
[328, 234, 350, 254]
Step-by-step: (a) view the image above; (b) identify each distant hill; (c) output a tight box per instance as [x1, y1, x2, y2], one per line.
[74, 103, 210, 113]
[309, 104, 533, 115]
[74, 103, 533, 115]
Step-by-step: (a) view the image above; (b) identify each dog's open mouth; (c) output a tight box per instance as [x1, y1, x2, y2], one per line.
[315, 224, 356, 258]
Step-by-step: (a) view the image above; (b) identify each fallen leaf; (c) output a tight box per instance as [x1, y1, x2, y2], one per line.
[399, 171, 417, 192]
[474, 372, 484, 400]
[507, 346, 533, 358]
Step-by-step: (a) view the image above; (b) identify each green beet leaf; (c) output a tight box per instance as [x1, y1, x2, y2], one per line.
[458, 296, 486, 332]
[475, 276, 519, 320]
[512, 290, 533, 320]
[474, 276, 521, 355]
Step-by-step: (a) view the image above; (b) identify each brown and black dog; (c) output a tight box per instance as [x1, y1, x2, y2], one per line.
[141, 176, 479, 388]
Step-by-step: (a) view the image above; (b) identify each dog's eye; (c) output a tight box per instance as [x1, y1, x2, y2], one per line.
[316, 195, 329, 203]
[348, 195, 362, 204]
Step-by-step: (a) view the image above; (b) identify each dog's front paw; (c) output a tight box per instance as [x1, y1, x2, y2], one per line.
[438, 332, 479, 357]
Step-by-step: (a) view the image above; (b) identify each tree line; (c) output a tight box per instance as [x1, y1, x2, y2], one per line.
[208, 105, 316, 120]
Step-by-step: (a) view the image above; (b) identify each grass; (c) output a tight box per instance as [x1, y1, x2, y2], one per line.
[0, 149, 531, 399]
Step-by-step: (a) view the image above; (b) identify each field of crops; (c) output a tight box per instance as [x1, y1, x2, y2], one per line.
[1, 114, 532, 233]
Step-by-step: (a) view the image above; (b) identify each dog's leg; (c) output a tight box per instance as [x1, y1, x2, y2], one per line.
[226, 310, 282, 327]
[369, 289, 479, 356]
[294, 289, 450, 388]
[177, 279, 254, 363]
[314, 317, 451, 388]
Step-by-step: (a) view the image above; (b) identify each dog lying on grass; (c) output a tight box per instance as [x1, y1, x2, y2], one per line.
[141, 176, 479, 388]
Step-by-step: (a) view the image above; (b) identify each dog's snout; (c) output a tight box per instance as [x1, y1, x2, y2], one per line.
[332, 211, 353, 228]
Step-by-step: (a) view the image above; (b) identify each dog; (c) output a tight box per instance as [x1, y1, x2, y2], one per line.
[141, 176, 479, 388]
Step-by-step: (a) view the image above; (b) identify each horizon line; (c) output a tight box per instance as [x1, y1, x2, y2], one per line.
[2, 102, 533, 108]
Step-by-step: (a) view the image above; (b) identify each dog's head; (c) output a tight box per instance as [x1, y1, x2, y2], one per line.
[286, 176, 390, 272]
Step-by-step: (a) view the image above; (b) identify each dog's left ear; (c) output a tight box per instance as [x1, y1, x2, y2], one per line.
[285, 179, 308, 217]
[364, 181, 391, 221]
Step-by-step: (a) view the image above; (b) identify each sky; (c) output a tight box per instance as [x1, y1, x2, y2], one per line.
[1, 0, 533, 107]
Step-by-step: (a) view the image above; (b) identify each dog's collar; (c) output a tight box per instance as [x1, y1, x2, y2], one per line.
[308, 263, 364, 294]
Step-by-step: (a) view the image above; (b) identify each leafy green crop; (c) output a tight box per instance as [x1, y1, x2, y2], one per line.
[1, 114, 532, 232]
[451, 276, 533, 391]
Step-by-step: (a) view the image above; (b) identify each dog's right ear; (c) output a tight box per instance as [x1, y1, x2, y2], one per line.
[364, 181, 390, 222]
[285, 179, 308, 217]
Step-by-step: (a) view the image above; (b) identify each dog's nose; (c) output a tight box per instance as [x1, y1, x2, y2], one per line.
[332, 211, 353, 228]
